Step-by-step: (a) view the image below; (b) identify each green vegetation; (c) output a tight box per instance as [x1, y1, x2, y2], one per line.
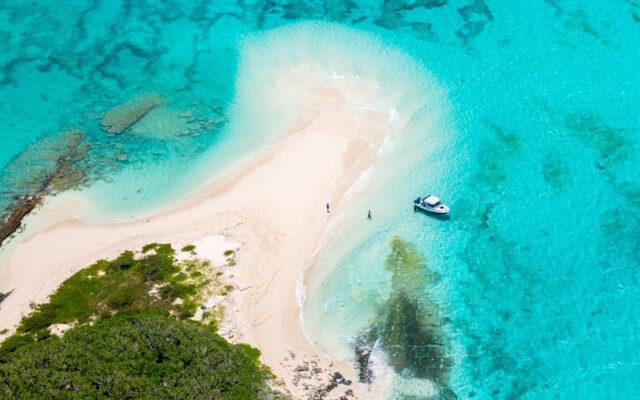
[379, 237, 447, 378]
[2, 243, 207, 352]
[542, 155, 569, 190]
[224, 249, 236, 266]
[222, 284, 235, 296]
[0, 243, 287, 399]
[0, 312, 279, 399]
[181, 244, 196, 252]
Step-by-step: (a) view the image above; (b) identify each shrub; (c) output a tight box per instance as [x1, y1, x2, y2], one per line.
[0, 313, 280, 399]
[2, 244, 209, 354]
[0, 334, 34, 355]
[19, 303, 57, 333]
[141, 243, 158, 253]
[106, 287, 137, 309]
[112, 250, 134, 269]
[0, 243, 287, 398]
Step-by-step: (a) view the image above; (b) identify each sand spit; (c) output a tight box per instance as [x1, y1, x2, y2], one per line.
[0, 89, 389, 399]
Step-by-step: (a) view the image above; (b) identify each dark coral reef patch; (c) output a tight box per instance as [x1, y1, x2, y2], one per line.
[356, 236, 455, 399]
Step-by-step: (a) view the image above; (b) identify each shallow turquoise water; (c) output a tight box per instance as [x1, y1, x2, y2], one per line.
[1, 1, 639, 399]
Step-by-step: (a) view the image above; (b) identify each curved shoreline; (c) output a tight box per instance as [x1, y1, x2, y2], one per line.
[0, 90, 389, 398]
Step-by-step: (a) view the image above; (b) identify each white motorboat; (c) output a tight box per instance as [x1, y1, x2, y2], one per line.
[414, 195, 449, 215]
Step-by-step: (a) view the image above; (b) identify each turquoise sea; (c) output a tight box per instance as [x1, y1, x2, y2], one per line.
[1, 1, 639, 399]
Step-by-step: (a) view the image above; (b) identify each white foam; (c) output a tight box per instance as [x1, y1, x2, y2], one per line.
[229, 21, 453, 396]
[389, 108, 399, 123]
[378, 135, 394, 156]
[342, 165, 375, 202]
[233, 21, 446, 147]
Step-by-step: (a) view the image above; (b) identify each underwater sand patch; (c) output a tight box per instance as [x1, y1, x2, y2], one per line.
[100, 92, 163, 134]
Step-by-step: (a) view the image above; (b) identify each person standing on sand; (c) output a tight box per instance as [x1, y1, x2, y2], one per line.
[367, 210, 372, 220]
[326, 202, 330, 213]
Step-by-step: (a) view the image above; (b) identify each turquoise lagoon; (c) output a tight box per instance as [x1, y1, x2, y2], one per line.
[1, 1, 639, 399]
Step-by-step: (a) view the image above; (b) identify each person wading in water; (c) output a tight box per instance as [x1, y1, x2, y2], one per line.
[367, 210, 372, 220]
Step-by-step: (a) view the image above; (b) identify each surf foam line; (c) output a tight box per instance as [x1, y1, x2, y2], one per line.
[239, 22, 453, 395]
[237, 20, 442, 318]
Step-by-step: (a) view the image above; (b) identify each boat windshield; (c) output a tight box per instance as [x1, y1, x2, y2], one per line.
[425, 196, 440, 206]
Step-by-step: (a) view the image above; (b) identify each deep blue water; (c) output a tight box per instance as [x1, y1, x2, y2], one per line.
[1, 1, 639, 399]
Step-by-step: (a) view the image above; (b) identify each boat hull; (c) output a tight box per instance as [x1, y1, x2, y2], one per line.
[414, 204, 449, 214]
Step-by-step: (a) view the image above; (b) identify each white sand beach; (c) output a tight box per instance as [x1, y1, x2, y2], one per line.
[0, 86, 390, 398]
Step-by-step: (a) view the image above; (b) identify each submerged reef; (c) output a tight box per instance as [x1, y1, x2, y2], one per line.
[0, 131, 89, 247]
[564, 112, 631, 168]
[357, 237, 454, 399]
[100, 92, 163, 134]
[542, 154, 570, 190]
[1, 131, 88, 199]
[43, 131, 90, 192]
[0, 195, 41, 247]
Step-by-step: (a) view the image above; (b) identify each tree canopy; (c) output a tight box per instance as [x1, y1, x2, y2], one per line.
[0, 312, 278, 399]
[0, 244, 287, 399]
